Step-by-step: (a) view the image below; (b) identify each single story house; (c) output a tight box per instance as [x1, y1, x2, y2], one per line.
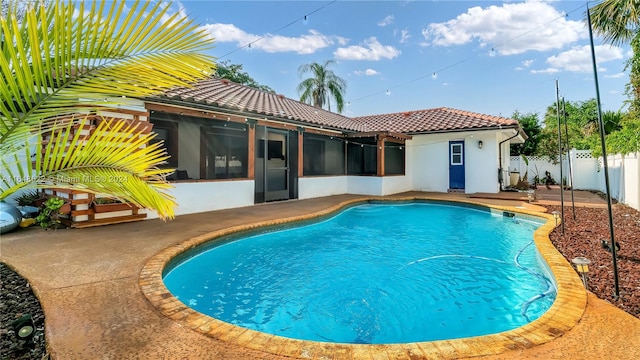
[136, 77, 526, 218]
[18, 76, 526, 226]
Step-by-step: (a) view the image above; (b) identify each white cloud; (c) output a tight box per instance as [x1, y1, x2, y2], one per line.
[198, 23, 341, 54]
[605, 72, 626, 79]
[160, 1, 188, 27]
[399, 29, 410, 44]
[334, 37, 401, 60]
[378, 15, 394, 27]
[354, 69, 380, 76]
[515, 59, 535, 71]
[533, 45, 624, 73]
[421, 0, 585, 55]
[530, 68, 560, 74]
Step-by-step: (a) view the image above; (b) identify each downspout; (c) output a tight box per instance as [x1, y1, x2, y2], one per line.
[498, 129, 521, 190]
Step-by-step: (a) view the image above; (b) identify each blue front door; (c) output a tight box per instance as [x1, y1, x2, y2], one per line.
[449, 141, 465, 190]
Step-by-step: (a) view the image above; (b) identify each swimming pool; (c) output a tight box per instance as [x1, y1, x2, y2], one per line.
[163, 201, 556, 344]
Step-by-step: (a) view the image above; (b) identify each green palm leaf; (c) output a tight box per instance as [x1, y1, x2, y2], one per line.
[297, 60, 347, 113]
[1, 0, 214, 142]
[589, 0, 640, 45]
[1, 115, 176, 219]
[1, 0, 216, 219]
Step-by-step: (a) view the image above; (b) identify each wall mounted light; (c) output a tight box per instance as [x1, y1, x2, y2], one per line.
[478, 140, 483, 149]
[571, 257, 591, 289]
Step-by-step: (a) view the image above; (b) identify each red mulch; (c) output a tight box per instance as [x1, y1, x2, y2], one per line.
[545, 203, 640, 318]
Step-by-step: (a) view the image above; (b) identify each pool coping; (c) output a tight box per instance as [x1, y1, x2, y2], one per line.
[139, 196, 587, 359]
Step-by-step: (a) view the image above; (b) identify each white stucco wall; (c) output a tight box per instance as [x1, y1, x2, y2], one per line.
[410, 131, 502, 194]
[298, 176, 348, 199]
[409, 135, 449, 192]
[146, 180, 255, 219]
[381, 175, 412, 195]
[465, 132, 501, 194]
[346, 176, 384, 195]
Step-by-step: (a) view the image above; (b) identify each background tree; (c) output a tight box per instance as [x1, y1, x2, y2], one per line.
[215, 60, 275, 93]
[510, 111, 542, 156]
[589, 0, 640, 155]
[535, 99, 613, 162]
[0, 0, 215, 219]
[297, 60, 347, 113]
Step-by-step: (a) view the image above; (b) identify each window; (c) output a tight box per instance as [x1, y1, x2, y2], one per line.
[384, 142, 405, 175]
[201, 122, 248, 179]
[303, 134, 345, 176]
[149, 119, 178, 168]
[347, 140, 377, 175]
[451, 143, 463, 165]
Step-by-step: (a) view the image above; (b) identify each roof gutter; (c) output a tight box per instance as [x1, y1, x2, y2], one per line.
[498, 128, 521, 190]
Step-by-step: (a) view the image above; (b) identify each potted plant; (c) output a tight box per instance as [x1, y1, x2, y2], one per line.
[36, 197, 68, 230]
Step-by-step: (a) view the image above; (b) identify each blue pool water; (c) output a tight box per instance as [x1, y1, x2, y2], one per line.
[164, 202, 556, 344]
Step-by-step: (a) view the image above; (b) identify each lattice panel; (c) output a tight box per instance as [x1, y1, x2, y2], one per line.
[575, 151, 594, 159]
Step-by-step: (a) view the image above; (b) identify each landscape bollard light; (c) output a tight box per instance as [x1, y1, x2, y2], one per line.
[552, 211, 560, 226]
[572, 257, 591, 289]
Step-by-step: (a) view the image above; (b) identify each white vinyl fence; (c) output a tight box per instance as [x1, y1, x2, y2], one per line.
[510, 150, 640, 211]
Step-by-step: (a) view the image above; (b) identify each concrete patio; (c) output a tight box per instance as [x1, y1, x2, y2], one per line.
[1, 191, 639, 359]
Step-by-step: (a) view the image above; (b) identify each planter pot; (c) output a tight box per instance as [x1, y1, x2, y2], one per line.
[92, 202, 134, 213]
[59, 203, 71, 215]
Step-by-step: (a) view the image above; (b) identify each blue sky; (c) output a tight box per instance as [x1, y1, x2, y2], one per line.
[163, 0, 630, 119]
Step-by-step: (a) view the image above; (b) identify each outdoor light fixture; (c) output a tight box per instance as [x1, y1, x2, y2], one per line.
[10, 314, 35, 342]
[552, 211, 560, 226]
[478, 140, 483, 149]
[572, 257, 591, 289]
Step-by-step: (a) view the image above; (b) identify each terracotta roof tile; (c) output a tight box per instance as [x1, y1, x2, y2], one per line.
[160, 78, 358, 131]
[351, 108, 518, 134]
[157, 78, 519, 134]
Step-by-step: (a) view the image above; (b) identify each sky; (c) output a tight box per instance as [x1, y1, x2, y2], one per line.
[161, 0, 631, 119]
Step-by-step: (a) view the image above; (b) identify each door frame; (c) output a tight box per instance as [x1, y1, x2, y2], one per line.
[449, 140, 465, 190]
[264, 128, 290, 202]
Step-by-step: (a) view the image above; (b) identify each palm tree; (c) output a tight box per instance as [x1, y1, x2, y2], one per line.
[589, 0, 640, 45]
[297, 60, 347, 113]
[0, 0, 215, 220]
[590, 1, 640, 109]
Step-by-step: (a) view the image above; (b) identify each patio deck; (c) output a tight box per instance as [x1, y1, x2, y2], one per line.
[1, 191, 639, 359]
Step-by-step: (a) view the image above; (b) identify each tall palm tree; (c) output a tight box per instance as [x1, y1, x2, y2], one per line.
[589, 0, 640, 45]
[0, 0, 215, 220]
[590, 0, 640, 110]
[297, 60, 347, 113]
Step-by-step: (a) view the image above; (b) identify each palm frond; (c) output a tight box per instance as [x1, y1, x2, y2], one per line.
[1, 0, 216, 218]
[0, 0, 215, 146]
[589, 0, 640, 45]
[1, 115, 176, 219]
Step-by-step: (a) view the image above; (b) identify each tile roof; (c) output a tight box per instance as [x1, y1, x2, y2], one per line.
[156, 77, 519, 134]
[352, 108, 519, 134]
[157, 77, 359, 131]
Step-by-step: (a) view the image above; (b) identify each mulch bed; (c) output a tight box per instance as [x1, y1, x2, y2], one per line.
[0, 263, 47, 360]
[545, 203, 640, 318]
[0, 202, 638, 359]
